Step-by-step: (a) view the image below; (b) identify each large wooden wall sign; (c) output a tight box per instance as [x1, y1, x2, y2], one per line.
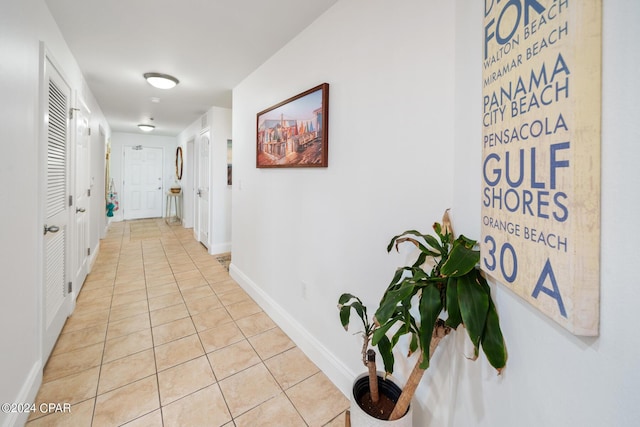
[481, 0, 602, 336]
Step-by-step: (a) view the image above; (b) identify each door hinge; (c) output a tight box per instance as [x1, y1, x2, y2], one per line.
[68, 281, 73, 294]
[87, 188, 91, 197]
[69, 195, 73, 206]
[69, 108, 79, 119]
[88, 127, 92, 136]
[87, 247, 91, 256]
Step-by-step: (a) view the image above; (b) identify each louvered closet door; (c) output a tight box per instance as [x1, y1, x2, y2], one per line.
[42, 57, 72, 361]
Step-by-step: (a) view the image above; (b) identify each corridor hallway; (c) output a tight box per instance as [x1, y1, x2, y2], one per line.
[27, 219, 348, 426]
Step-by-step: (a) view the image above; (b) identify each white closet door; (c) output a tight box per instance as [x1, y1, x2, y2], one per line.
[42, 56, 73, 361]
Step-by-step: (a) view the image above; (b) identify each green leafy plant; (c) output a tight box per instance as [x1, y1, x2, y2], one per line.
[338, 294, 383, 367]
[338, 212, 507, 420]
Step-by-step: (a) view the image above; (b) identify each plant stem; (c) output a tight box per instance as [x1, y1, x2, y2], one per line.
[367, 349, 379, 403]
[388, 321, 451, 421]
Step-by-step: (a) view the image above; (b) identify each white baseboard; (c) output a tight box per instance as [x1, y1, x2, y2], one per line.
[229, 263, 354, 398]
[2, 361, 42, 427]
[88, 241, 100, 272]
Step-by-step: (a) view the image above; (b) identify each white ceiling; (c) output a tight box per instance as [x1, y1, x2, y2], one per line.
[45, 0, 338, 136]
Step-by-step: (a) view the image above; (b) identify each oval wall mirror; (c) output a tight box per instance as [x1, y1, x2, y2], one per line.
[176, 146, 183, 180]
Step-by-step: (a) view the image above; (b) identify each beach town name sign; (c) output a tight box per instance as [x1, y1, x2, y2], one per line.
[481, 0, 602, 336]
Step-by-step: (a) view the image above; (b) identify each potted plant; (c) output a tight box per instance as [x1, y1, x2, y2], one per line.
[338, 211, 507, 423]
[339, 294, 413, 425]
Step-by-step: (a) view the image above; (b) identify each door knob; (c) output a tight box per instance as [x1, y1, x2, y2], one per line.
[43, 224, 60, 235]
[76, 207, 86, 213]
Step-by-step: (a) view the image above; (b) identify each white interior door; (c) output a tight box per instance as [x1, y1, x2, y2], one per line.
[42, 55, 73, 361]
[73, 100, 90, 295]
[123, 146, 163, 219]
[195, 132, 210, 247]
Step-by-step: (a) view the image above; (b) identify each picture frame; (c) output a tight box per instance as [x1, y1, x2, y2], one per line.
[256, 83, 329, 168]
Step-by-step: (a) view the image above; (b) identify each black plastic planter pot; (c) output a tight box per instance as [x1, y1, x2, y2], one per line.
[350, 372, 412, 426]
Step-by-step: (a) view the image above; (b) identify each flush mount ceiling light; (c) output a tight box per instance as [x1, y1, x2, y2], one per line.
[143, 72, 179, 89]
[137, 124, 155, 132]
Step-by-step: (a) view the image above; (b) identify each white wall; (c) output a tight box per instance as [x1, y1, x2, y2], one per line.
[177, 107, 232, 254]
[231, 0, 455, 423]
[210, 107, 233, 254]
[0, 2, 110, 426]
[109, 132, 179, 221]
[231, 0, 640, 426]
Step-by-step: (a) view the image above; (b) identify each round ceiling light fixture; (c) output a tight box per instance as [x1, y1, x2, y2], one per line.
[143, 72, 179, 89]
[138, 124, 155, 132]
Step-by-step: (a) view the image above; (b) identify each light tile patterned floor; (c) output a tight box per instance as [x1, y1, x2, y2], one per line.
[27, 219, 348, 426]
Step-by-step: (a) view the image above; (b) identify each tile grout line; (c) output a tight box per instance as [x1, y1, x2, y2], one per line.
[90, 220, 125, 427]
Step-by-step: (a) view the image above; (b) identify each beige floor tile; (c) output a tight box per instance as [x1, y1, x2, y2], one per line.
[43, 343, 104, 383]
[113, 280, 146, 295]
[146, 282, 179, 299]
[206, 271, 233, 284]
[115, 264, 144, 274]
[191, 307, 234, 332]
[171, 263, 198, 274]
[177, 276, 209, 290]
[154, 334, 204, 372]
[161, 385, 231, 427]
[34, 220, 347, 427]
[323, 412, 349, 427]
[76, 286, 113, 303]
[148, 290, 184, 311]
[218, 364, 281, 418]
[173, 269, 203, 281]
[115, 272, 145, 286]
[226, 299, 262, 320]
[121, 409, 163, 426]
[152, 317, 196, 346]
[52, 324, 107, 356]
[207, 340, 261, 380]
[181, 285, 215, 302]
[25, 398, 95, 427]
[85, 270, 116, 282]
[93, 376, 159, 427]
[218, 288, 251, 306]
[33, 366, 99, 417]
[62, 309, 110, 334]
[145, 273, 176, 287]
[286, 372, 349, 426]
[157, 356, 216, 405]
[265, 347, 320, 389]
[235, 311, 276, 337]
[233, 393, 306, 427]
[185, 295, 222, 315]
[150, 302, 189, 327]
[111, 288, 148, 307]
[109, 299, 149, 322]
[103, 329, 153, 363]
[72, 295, 113, 314]
[198, 322, 245, 353]
[98, 349, 156, 394]
[210, 279, 242, 295]
[106, 312, 150, 340]
[249, 327, 295, 360]
[81, 278, 115, 290]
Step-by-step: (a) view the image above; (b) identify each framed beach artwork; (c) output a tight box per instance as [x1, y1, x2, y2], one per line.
[256, 83, 329, 168]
